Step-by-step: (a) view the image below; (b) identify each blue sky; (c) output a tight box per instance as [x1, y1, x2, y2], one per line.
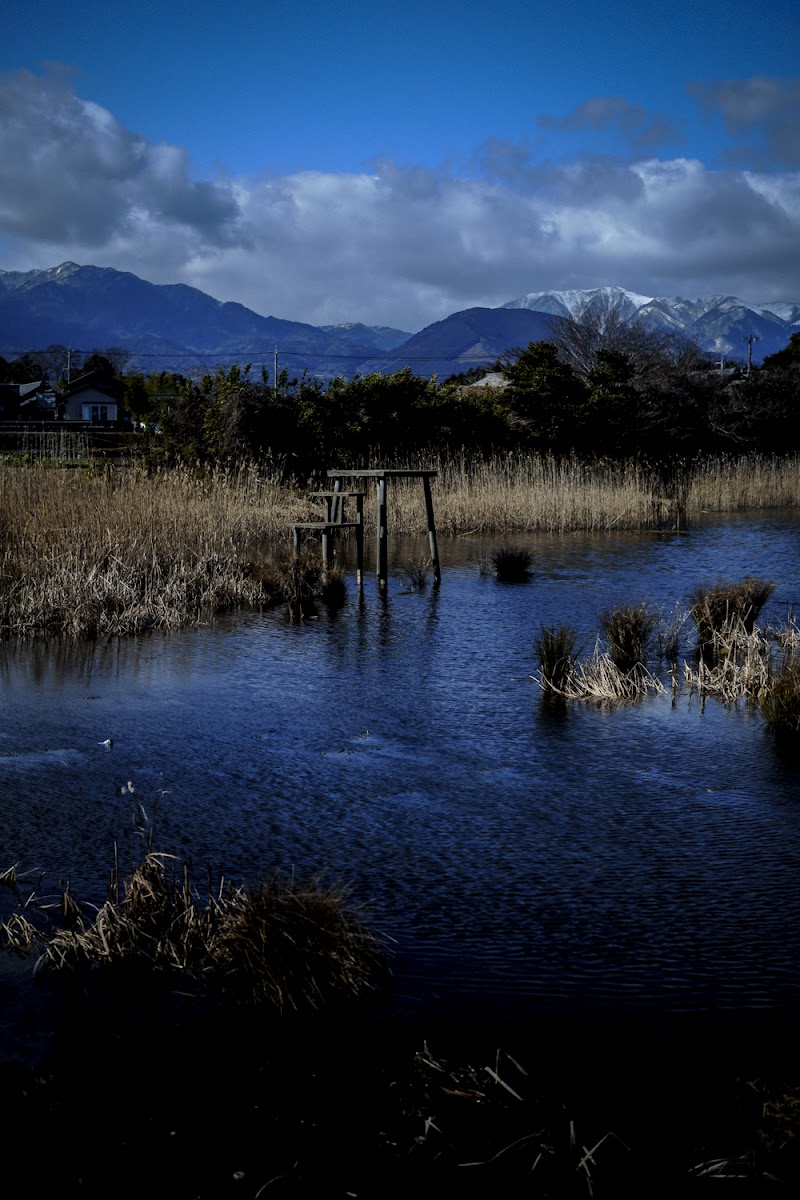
[2, 0, 799, 329]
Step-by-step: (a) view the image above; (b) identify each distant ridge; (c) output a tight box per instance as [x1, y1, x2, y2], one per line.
[0, 263, 411, 378]
[1, 266, 797, 377]
[504, 285, 800, 363]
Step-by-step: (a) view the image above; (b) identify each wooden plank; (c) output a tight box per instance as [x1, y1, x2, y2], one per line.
[327, 469, 438, 479]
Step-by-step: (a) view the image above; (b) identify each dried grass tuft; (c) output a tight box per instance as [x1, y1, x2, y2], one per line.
[490, 545, 533, 582]
[689, 576, 775, 647]
[534, 624, 579, 694]
[2, 851, 384, 1011]
[601, 604, 655, 673]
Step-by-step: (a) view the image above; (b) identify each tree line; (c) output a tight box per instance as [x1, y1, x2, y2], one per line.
[2, 322, 799, 473]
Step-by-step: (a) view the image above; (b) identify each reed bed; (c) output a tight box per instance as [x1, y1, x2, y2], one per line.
[686, 454, 800, 512]
[382, 453, 800, 536]
[0, 462, 314, 636]
[0, 849, 384, 1011]
[2, 454, 800, 637]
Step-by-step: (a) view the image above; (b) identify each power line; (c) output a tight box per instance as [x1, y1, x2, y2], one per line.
[0, 346, 498, 365]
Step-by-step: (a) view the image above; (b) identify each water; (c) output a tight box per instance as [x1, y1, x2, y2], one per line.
[2, 512, 800, 1028]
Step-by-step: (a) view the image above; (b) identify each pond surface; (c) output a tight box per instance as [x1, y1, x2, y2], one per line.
[2, 513, 800, 1031]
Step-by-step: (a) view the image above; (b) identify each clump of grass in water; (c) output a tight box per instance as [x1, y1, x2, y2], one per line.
[690, 576, 775, 648]
[0, 851, 384, 1011]
[491, 545, 533, 582]
[534, 624, 579, 693]
[601, 604, 655, 673]
[565, 640, 667, 702]
[760, 660, 800, 745]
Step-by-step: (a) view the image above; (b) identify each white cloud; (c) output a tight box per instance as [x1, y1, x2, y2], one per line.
[1, 68, 799, 331]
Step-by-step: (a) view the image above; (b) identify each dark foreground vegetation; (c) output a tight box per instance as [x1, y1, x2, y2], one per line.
[1, 939, 799, 1197]
[2, 833, 800, 1198]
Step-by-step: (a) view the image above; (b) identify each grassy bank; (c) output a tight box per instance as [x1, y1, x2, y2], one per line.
[1, 454, 799, 637]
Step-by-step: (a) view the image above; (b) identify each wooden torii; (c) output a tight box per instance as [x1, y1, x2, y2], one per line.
[292, 467, 440, 591]
[327, 468, 440, 591]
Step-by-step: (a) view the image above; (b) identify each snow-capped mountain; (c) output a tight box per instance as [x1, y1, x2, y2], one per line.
[504, 286, 799, 362]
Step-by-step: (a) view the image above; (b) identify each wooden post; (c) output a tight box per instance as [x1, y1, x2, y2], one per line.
[422, 474, 441, 587]
[376, 476, 388, 590]
[355, 492, 364, 588]
[292, 526, 300, 556]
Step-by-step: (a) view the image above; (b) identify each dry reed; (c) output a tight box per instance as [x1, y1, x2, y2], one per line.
[682, 622, 773, 702]
[564, 642, 667, 701]
[533, 637, 666, 702]
[1, 850, 384, 1011]
[689, 576, 775, 646]
[0, 462, 317, 636]
[2, 454, 799, 637]
[380, 453, 800, 536]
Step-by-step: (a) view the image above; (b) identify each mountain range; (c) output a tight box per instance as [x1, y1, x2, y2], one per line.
[1, 264, 797, 380]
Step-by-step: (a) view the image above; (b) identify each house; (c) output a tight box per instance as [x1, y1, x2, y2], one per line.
[62, 369, 124, 424]
[0, 380, 58, 420]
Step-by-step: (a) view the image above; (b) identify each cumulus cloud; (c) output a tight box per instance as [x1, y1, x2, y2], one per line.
[687, 76, 800, 168]
[1, 69, 798, 330]
[0, 67, 240, 246]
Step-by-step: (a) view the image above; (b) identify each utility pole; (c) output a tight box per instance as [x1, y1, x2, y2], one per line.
[743, 333, 760, 376]
[274, 346, 278, 393]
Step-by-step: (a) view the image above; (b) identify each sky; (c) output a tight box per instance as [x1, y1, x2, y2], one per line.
[1, 0, 799, 332]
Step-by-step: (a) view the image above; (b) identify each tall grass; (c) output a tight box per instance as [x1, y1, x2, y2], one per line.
[2, 454, 799, 637]
[0, 462, 313, 636]
[534, 624, 579, 693]
[383, 453, 800, 536]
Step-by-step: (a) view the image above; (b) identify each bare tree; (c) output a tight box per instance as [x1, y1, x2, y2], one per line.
[549, 310, 696, 381]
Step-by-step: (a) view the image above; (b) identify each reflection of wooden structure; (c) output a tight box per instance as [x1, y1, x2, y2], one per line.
[327, 468, 440, 591]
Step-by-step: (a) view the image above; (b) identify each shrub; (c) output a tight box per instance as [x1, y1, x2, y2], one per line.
[601, 604, 655, 673]
[491, 545, 533, 582]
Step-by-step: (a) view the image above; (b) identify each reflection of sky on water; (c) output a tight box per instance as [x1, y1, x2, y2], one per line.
[2, 514, 800, 1019]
